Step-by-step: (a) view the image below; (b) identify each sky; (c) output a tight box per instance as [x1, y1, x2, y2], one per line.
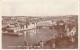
[2, 0, 78, 16]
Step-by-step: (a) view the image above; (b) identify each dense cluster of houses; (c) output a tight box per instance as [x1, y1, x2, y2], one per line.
[2, 15, 77, 36]
[2, 15, 78, 48]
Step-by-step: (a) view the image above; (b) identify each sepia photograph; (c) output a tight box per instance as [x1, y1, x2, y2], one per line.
[2, 0, 78, 49]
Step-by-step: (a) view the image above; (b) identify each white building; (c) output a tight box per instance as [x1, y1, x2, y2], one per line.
[37, 20, 53, 26]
